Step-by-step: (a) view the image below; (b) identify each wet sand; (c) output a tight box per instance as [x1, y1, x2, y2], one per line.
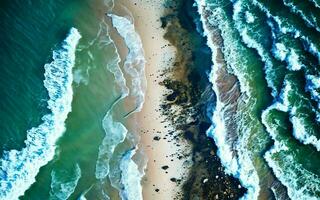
[112, 0, 192, 199]
[109, 0, 246, 199]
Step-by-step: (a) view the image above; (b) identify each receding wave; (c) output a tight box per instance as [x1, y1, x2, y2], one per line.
[119, 148, 143, 200]
[0, 28, 81, 200]
[95, 13, 146, 200]
[49, 164, 81, 200]
[95, 110, 128, 180]
[196, 1, 261, 199]
[109, 14, 147, 115]
[197, 0, 320, 199]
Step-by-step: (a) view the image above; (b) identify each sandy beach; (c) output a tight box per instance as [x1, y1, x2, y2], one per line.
[2, 0, 314, 199]
[111, 0, 192, 199]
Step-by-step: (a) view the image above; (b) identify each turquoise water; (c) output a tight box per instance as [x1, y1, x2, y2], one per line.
[1, 0, 320, 199]
[0, 0, 145, 199]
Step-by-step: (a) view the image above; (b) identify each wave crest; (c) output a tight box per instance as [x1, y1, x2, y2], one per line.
[0, 28, 81, 200]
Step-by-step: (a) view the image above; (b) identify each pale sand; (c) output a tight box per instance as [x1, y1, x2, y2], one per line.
[111, 0, 192, 199]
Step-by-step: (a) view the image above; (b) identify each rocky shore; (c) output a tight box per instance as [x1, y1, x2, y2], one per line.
[159, 0, 247, 199]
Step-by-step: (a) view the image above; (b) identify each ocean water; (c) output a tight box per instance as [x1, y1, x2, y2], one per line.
[197, 0, 320, 199]
[0, 0, 145, 199]
[1, 0, 320, 199]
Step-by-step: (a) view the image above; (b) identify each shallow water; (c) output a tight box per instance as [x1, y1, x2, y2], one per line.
[0, 0, 145, 199]
[1, 0, 319, 199]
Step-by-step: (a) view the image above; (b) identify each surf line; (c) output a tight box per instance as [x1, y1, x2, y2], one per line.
[108, 13, 147, 118]
[0, 28, 81, 200]
[94, 12, 146, 200]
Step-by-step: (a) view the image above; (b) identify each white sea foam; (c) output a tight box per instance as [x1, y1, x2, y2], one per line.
[272, 43, 304, 71]
[206, 71, 239, 175]
[268, 21, 305, 72]
[0, 28, 81, 200]
[263, 107, 320, 200]
[253, 0, 320, 62]
[306, 75, 320, 89]
[283, 80, 320, 150]
[94, 19, 130, 181]
[264, 138, 320, 200]
[95, 112, 127, 180]
[303, 38, 320, 62]
[196, 1, 260, 199]
[245, 11, 255, 24]
[270, 183, 289, 200]
[268, 79, 320, 150]
[102, 20, 129, 98]
[273, 43, 287, 61]
[309, 0, 320, 8]
[77, 195, 87, 200]
[109, 14, 147, 114]
[119, 148, 143, 200]
[95, 14, 146, 200]
[287, 49, 303, 71]
[105, 133, 146, 200]
[74, 69, 89, 85]
[291, 116, 320, 151]
[95, 13, 146, 177]
[306, 75, 320, 117]
[283, 0, 320, 32]
[77, 186, 93, 200]
[262, 78, 320, 199]
[50, 164, 81, 200]
[233, 0, 278, 96]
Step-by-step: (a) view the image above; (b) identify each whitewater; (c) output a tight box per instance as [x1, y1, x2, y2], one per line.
[0, 28, 81, 200]
[196, 0, 320, 199]
[94, 14, 146, 200]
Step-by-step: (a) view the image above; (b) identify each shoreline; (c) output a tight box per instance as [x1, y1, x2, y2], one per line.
[1, 0, 318, 199]
[109, 0, 248, 199]
[112, 0, 192, 199]
[110, 0, 247, 199]
[159, 1, 247, 199]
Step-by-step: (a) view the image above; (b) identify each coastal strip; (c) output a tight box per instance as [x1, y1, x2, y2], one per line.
[160, 0, 247, 199]
[107, 0, 188, 199]
[111, 0, 248, 199]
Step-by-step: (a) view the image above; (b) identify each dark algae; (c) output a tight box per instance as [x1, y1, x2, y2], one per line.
[2, 0, 319, 198]
[160, 0, 246, 199]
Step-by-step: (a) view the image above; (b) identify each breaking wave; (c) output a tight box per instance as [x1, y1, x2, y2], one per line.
[0, 28, 81, 200]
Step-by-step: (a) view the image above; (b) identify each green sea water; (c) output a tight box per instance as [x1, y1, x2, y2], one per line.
[0, 0, 137, 199]
[2, 0, 320, 199]
[197, 0, 320, 199]
[0, 0, 111, 150]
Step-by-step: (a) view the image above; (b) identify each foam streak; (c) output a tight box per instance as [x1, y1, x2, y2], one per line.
[0, 28, 81, 200]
